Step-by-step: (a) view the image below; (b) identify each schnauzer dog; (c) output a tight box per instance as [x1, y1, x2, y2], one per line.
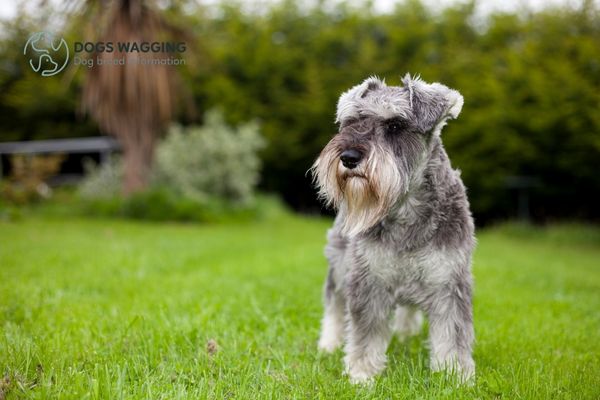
[311, 74, 475, 384]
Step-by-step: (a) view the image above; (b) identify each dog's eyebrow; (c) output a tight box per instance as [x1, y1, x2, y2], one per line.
[340, 116, 370, 127]
[340, 117, 358, 126]
[383, 117, 409, 126]
[384, 116, 407, 121]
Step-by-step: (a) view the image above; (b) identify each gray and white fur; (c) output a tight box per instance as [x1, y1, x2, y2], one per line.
[311, 74, 475, 384]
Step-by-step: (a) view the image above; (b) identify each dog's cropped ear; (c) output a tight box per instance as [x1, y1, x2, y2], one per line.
[336, 76, 386, 123]
[402, 73, 463, 135]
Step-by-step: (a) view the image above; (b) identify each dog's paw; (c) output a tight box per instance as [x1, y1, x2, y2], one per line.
[343, 354, 385, 385]
[457, 363, 476, 386]
[317, 324, 343, 353]
[348, 373, 375, 386]
[431, 356, 475, 385]
[344, 365, 376, 386]
[317, 335, 342, 353]
[318, 314, 344, 353]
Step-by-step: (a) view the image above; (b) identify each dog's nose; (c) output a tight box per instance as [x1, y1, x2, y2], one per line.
[340, 149, 363, 169]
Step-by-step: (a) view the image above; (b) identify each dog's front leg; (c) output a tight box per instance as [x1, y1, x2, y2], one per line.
[318, 267, 346, 353]
[343, 266, 394, 384]
[427, 281, 475, 383]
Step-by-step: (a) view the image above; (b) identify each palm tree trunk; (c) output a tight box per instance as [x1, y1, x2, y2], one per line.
[121, 125, 156, 194]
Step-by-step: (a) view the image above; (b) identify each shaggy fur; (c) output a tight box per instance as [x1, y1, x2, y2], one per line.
[311, 74, 475, 384]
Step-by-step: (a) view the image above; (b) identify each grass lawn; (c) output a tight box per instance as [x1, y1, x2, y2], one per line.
[1, 213, 599, 399]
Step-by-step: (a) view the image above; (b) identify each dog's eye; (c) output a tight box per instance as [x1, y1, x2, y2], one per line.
[384, 119, 408, 135]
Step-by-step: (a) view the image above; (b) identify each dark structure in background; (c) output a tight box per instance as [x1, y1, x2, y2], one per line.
[505, 176, 540, 222]
[0, 137, 119, 185]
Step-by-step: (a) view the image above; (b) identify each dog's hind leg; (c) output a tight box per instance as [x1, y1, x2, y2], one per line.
[392, 306, 424, 341]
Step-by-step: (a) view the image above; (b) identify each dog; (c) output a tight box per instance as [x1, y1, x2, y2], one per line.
[311, 74, 475, 384]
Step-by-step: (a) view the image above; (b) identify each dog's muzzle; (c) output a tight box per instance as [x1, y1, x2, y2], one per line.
[340, 149, 363, 169]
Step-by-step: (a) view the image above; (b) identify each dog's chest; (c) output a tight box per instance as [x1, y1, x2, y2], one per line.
[356, 239, 452, 289]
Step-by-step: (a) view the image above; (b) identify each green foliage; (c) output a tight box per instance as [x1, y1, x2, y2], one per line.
[79, 189, 285, 224]
[1, 216, 599, 398]
[1, 1, 599, 220]
[191, 1, 600, 220]
[0, 154, 65, 204]
[76, 110, 267, 222]
[155, 110, 265, 204]
[0, 14, 98, 141]
[79, 157, 122, 199]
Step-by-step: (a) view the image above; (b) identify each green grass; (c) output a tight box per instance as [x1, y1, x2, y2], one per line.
[1, 214, 599, 399]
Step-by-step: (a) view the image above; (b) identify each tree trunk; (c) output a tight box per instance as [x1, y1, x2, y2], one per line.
[121, 127, 156, 195]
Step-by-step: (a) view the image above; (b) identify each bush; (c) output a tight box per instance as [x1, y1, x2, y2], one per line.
[75, 110, 269, 222]
[120, 188, 214, 222]
[79, 110, 265, 205]
[0, 154, 65, 204]
[78, 189, 287, 223]
[154, 110, 265, 204]
[79, 157, 122, 199]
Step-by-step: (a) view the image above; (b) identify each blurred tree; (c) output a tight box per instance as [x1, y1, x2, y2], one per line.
[192, 0, 600, 222]
[0, 10, 98, 142]
[78, 0, 186, 194]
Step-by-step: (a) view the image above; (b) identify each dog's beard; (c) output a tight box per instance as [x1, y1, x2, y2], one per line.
[312, 142, 405, 237]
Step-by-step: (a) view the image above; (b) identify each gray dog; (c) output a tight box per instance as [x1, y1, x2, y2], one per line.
[311, 74, 475, 384]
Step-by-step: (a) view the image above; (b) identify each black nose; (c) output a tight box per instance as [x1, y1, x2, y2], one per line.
[340, 149, 363, 169]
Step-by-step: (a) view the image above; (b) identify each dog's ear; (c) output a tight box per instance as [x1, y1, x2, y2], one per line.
[336, 76, 386, 123]
[402, 73, 463, 135]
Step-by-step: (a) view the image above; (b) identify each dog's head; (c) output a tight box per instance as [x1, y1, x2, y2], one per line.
[311, 74, 463, 237]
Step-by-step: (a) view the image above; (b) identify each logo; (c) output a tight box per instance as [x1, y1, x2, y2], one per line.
[23, 32, 69, 77]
